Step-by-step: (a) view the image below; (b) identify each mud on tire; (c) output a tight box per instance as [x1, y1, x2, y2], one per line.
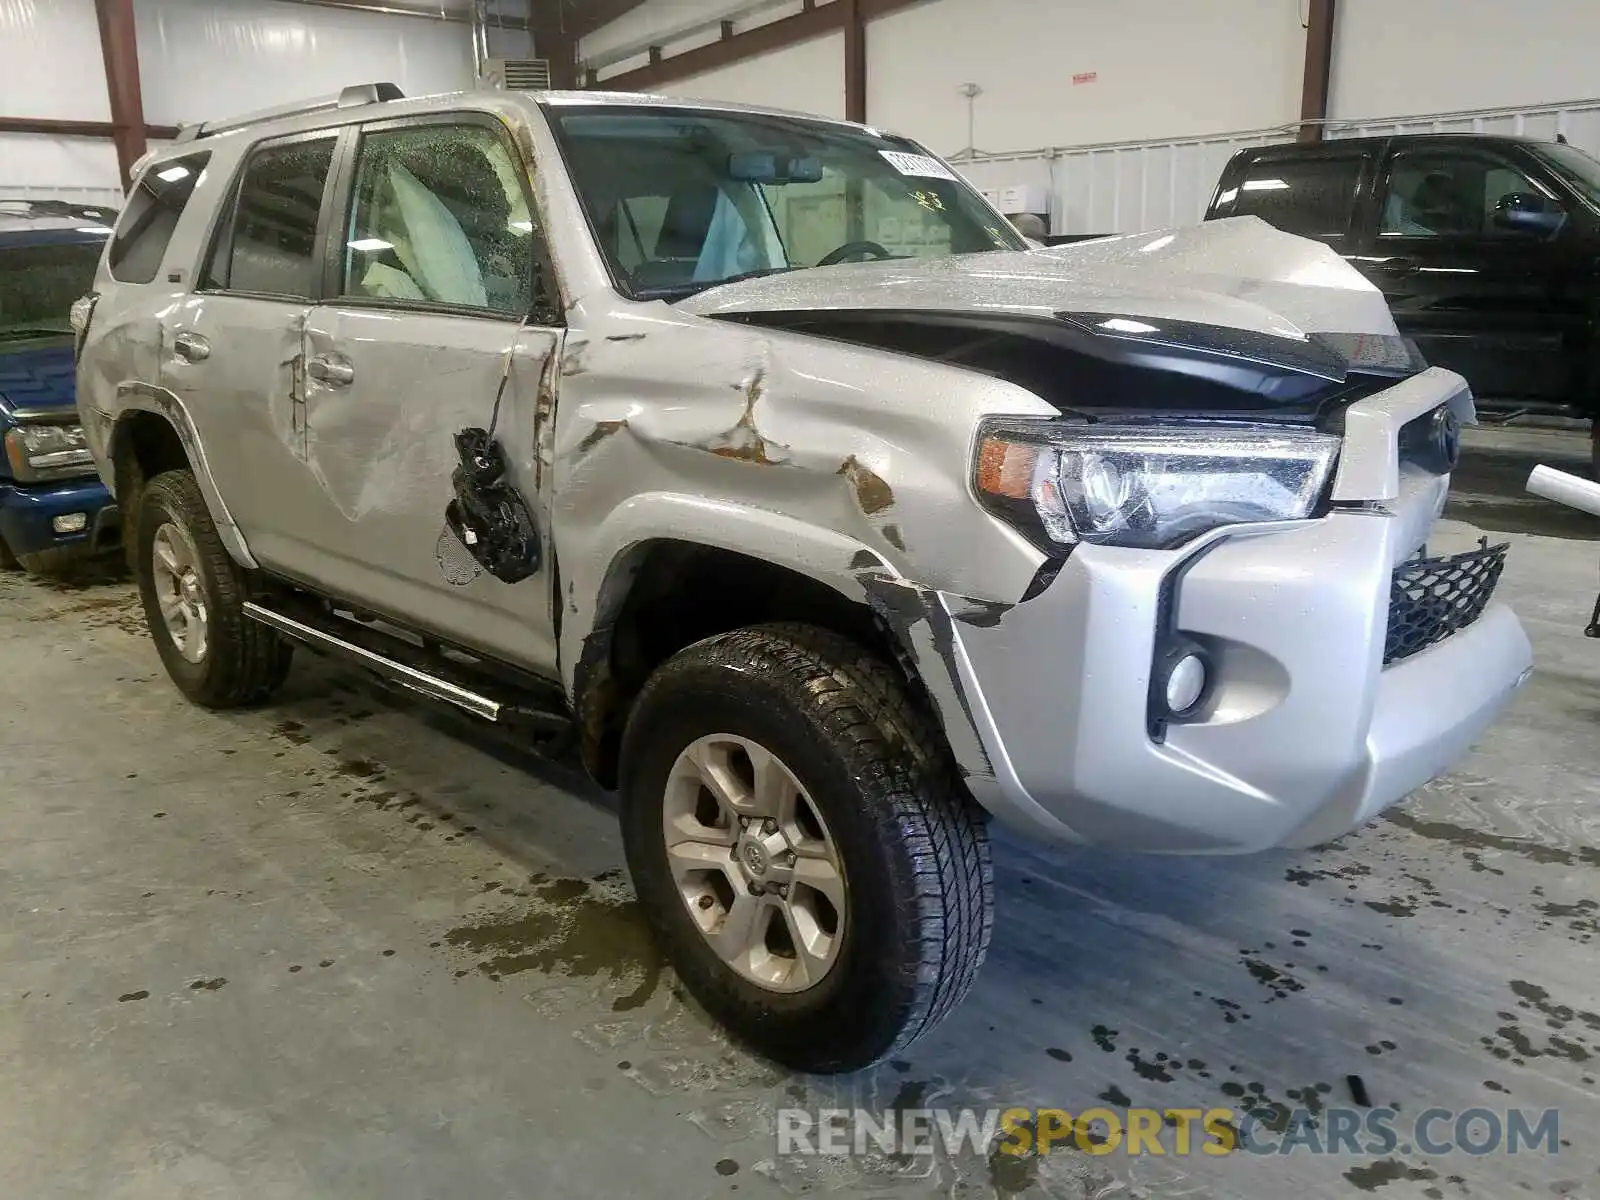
[137, 469, 291, 708]
[619, 623, 994, 1073]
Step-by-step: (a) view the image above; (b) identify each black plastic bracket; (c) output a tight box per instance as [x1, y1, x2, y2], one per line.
[444, 427, 541, 585]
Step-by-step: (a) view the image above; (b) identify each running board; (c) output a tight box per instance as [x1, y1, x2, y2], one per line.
[242, 600, 569, 735]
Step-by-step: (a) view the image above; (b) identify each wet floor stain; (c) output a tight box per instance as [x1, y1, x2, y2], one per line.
[986, 1116, 1038, 1197]
[1240, 955, 1306, 1001]
[1343, 1158, 1438, 1193]
[273, 720, 311, 746]
[1480, 979, 1600, 1065]
[443, 874, 662, 1012]
[1384, 809, 1600, 869]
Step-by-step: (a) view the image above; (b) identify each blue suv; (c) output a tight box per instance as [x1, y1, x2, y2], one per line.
[0, 200, 120, 571]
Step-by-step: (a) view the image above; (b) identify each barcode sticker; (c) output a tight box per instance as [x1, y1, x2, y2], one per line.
[879, 151, 957, 181]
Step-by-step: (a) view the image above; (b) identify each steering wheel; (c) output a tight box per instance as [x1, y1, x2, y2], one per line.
[816, 240, 893, 267]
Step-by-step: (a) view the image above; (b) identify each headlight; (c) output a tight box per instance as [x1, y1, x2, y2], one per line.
[975, 422, 1340, 551]
[4, 423, 96, 483]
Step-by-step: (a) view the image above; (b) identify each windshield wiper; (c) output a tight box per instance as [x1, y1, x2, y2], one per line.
[634, 265, 797, 302]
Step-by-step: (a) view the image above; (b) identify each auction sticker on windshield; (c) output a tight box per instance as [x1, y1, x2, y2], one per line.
[880, 150, 958, 181]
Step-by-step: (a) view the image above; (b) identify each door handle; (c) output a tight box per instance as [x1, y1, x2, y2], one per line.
[1368, 256, 1420, 277]
[307, 354, 355, 386]
[172, 332, 210, 362]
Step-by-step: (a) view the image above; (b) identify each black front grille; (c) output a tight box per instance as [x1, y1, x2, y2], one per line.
[1384, 540, 1508, 666]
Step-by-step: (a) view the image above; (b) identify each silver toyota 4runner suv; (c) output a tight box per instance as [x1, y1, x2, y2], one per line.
[76, 84, 1534, 1072]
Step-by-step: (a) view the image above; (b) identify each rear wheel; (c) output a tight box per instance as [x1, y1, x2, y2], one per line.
[137, 469, 291, 707]
[620, 623, 993, 1073]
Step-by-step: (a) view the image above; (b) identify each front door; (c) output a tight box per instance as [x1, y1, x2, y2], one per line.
[1356, 141, 1582, 404]
[295, 114, 563, 675]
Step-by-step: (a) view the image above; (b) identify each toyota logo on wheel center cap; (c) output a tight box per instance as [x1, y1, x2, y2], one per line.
[742, 842, 769, 876]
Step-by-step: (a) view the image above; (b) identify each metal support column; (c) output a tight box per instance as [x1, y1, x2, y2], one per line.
[1299, 0, 1337, 143]
[94, 0, 147, 187]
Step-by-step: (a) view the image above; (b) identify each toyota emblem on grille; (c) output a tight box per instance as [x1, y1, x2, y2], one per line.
[1431, 406, 1462, 471]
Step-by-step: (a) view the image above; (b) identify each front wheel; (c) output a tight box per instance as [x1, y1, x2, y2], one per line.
[620, 624, 994, 1073]
[136, 469, 292, 708]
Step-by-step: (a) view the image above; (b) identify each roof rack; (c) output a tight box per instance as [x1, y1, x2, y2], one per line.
[174, 82, 404, 143]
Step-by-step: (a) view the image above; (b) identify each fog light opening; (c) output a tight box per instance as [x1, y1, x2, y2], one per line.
[1165, 652, 1207, 716]
[52, 512, 89, 535]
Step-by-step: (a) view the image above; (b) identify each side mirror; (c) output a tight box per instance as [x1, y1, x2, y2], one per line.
[1493, 191, 1565, 236]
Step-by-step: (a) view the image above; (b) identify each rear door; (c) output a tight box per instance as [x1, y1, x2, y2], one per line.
[1351, 140, 1581, 403]
[294, 112, 564, 675]
[162, 130, 342, 554]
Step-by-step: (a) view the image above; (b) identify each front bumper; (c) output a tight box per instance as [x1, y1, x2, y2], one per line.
[943, 509, 1531, 853]
[0, 477, 120, 559]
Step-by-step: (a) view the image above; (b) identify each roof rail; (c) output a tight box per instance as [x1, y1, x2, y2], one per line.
[174, 82, 404, 143]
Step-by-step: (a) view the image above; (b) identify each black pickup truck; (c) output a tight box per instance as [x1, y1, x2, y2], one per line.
[1207, 134, 1600, 471]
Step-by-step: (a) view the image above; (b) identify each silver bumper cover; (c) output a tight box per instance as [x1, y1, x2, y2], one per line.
[946, 509, 1532, 854]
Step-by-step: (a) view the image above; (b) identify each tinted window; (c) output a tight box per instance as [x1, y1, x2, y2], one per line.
[209, 137, 336, 298]
[1380, 152, 1547, 237]
[109, 152, 210, 283]
[0, 240, 106, 338]
[1534, 142, 1600, 208]
[1219, 155, 1362, 238]
[342, 123, 539, 316]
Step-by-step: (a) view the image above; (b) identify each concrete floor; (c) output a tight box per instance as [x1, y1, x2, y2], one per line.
[2, 427, 1598, 1199]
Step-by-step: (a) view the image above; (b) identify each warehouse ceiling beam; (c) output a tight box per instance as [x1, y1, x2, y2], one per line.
[0, 117, 180, 140]
[596, 0, 921, 100]
[1298, 0, 1337, 142]
[94, 0, 148, 188]
[565, 0, 649, 39]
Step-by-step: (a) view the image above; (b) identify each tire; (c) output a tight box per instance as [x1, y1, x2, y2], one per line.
[619, 623, 994, 1073]
[136, 469, 292, 708]
[0, 536, 18, 571]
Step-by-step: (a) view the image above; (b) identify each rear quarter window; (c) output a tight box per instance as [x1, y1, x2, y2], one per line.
[108, 151, 211, 284]
[1215, 154, 1363, 240]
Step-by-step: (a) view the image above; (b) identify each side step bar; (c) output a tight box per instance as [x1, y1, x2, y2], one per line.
[242, 600, 570, 736]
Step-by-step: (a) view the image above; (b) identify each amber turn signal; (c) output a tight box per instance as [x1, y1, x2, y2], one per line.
[976, 436, 1037, 501]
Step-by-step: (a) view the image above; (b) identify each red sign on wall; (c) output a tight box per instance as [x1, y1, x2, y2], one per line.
[1072, 71, 1099, 85]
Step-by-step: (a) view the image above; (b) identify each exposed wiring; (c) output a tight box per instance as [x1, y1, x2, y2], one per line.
[487, 312, 532, 440]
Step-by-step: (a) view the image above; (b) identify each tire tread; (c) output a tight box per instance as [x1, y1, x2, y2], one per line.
[140, 469, 289, 708]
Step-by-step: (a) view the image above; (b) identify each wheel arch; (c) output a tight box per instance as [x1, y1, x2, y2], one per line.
[107, 384, 257, 569]
[562, 497, 992, 792]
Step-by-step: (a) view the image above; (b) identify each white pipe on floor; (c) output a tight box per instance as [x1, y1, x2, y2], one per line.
[1527, 465, 1600, 518]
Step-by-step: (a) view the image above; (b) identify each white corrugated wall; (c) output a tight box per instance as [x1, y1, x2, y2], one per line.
[0, 0, 476, 206]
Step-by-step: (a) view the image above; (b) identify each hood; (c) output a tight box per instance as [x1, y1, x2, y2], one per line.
[0, 342, 78, 422]
[681, 218, 1421, 419]
[684, 217, 1397, 343]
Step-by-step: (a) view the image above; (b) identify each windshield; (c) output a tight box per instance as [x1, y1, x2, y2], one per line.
[547, 104, 1026, 300]
[0, 238, 105, 341]
[1532, 142, 1600, 209]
